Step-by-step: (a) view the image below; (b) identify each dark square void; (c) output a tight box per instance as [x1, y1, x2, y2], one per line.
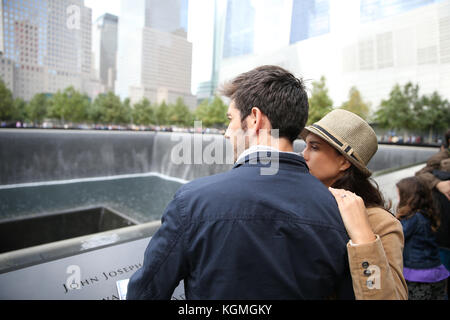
[0, 207, 137, 254]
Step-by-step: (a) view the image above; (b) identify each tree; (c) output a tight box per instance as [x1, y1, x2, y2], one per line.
[340, 86, 370, 120]
[167, 97, 193, 127]
[133, 98, 155, 125]
[375, 82, 450, 143]
[195, 99, 211, 127]
[12, 98, 28, 122]
[208, 95, 228, 128]
[415, 91, 450, 143]
[374, 83, 421, 140]
[26, 93, 49, 125]
[87, 96, 103, 124]
[48, 86, 90, 123]
[155, 101, 169, 125]
[121, 98, 132, 125]
[0, 79, 14, 121]
[194, 96, 228, 128]
[307, 76, 333, 125]
[91, 92, 130, 124]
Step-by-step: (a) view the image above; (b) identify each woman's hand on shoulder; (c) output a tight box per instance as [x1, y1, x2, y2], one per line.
[329, 187, 377, 245]
[436, 180, 450, 201]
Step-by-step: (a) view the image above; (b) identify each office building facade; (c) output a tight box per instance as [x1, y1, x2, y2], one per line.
[290, 0, 330, 44]
[0, 54, 14, 91]
[116, 0, 196, 109]
[145, 0, 188, 34]
[222, 0, 255, 59]
[0, 0, 96, 101]
[219, 0, 450, 113]
[360, 0, 446, 23]
[93, 13, 118, 93]
[198, 0, 292, 102]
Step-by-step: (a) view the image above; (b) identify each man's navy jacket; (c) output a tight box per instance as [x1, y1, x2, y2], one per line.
[127, 152, 355, 299]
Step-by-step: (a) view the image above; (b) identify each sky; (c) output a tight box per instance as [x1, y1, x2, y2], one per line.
[84, 0, 121, 22]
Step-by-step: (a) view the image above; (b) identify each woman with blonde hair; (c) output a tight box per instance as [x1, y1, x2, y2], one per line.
[301, 109, 408, 299]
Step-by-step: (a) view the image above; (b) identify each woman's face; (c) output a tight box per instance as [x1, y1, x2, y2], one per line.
[302, 133, 350, 187]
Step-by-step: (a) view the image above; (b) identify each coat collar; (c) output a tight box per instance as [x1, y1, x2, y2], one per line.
[233, 150, 308, 171]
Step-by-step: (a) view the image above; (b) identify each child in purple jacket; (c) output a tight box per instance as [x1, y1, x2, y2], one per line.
[396, 176, 450, 300]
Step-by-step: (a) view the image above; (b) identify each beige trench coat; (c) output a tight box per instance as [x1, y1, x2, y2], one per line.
[346, 207, 408, 300]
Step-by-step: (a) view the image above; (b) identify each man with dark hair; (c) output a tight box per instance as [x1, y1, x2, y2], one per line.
[127, 65, 354, 299]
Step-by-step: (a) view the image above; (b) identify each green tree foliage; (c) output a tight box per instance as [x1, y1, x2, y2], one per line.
[340, 86, 370, 120]
[48, 86, 90, 123]
[121, 98, 132, 125]
[375, 82, 420, 132]
[26, 93, 49, 125]
[0, 79, 15, 121]
[209, 96, 228, 128]
[133, 98, 155, 125]
[168, 98, 193, 127]
[375, 82, 450, 142]
[87, 97, 103, 124]
[195, 99, 210, 126]
[416, 91, 450, 142]
[155, 101, 169, 126]
[307, 76, 333, 125]
[91, 92, 130, 124]
[194, 96, 228, 128]
[12, 98, 28, 122]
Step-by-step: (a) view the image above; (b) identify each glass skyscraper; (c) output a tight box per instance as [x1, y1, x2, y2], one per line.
[222, 0, 255, 59]
[0, 0, 93, 100]
[1, 0, 48, 69]
[116, 0, 196, 108]
[93, 13, 118, 93]
[360, 0, 446, 23]
[145, 0, 188, 35]
[289, 0, 330, 44]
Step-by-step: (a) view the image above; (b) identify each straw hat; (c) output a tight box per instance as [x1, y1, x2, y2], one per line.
[300, 109, 378, 177]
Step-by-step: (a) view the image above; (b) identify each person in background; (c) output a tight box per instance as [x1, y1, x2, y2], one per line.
[396, 176, 450, 300]
[415, 129, 450, 297]
[415, 129, 450, 201]
[301, 109, 407, 299]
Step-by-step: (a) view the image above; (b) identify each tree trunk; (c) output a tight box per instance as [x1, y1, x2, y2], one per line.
[428, 127, 433, 144]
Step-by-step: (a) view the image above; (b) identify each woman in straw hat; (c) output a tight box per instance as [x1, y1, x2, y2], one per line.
[301, 109, 408, 299]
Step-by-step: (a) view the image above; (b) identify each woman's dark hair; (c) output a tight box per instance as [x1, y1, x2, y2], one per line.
[396, 176, 440, 232]
[444, 128, 450, 148]
[219, 65, 309, 143]
[331, 164, 389, 211]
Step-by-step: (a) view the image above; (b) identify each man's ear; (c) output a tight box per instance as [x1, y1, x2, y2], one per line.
[250, 107, 262, 131]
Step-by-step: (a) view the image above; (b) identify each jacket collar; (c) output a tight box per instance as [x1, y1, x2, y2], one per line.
[235, 145, 281, 164]
[233, 150, 309, 171]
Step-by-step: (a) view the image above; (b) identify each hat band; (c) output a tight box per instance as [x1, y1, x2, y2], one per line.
[311, 124, 359, 162]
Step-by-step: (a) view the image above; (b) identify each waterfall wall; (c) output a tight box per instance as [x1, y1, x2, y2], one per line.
[0, 129, 439, 186]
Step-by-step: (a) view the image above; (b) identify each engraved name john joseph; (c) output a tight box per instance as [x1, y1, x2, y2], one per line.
[63, 263, 143, 293]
